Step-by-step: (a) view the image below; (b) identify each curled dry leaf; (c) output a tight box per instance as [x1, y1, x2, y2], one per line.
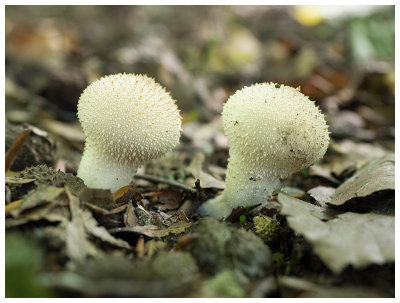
[113, 185, 143, 205]
[123, 201, 138, 228]
[307, 186, 336, 207]
[65, 187, 131, 263]
[308, 164, 341, 184]
[329, 153, 394, 206]
[278, 193, 394, 273]
[66, 187, 98, 262]
[9, 185, 69, 222]
[81, 210, 131, 250]
[5, 176, 35, 184]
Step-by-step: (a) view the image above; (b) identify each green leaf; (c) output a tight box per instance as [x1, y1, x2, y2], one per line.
[5, 234, 51, 297]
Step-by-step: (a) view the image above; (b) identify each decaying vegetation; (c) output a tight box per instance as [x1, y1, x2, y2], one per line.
[5, 5, 395, 298]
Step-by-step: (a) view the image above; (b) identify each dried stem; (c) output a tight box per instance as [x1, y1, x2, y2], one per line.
[134, 173, 196, 193]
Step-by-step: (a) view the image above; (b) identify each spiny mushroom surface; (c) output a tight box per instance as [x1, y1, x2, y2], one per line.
[77, 73, 182, 192]
[199, 83, 329, 219]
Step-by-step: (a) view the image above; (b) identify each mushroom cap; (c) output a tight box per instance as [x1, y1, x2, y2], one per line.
[77, 73, 182, 165]
[222, 83, 329, 178]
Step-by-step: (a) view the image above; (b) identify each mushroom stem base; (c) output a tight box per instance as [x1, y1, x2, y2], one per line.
[77, 147, 137, 192]
[198, 160, 281, 219]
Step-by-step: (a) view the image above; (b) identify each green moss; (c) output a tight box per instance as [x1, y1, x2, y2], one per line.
[9, 164, 85, 200]
[253, 214, 280, 241]
[202, 269, 245, 298]
[188, 218, 272, 277]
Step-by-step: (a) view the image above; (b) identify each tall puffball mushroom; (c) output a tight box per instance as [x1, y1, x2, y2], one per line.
[77, 73, 182, 192]
[199, 83, 330, 219]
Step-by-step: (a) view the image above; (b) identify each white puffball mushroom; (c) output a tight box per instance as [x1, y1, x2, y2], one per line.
[199, 83, 330, 219]
[77, 73, 182, 192]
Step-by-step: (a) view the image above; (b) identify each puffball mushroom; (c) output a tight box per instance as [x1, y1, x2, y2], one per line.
[199, 83, 329, 219]
[77, 73, 182, 192]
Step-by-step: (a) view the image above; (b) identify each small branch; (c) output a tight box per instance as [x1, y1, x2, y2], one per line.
[134, 173, 197, 193]
[5, 129, 31, 172]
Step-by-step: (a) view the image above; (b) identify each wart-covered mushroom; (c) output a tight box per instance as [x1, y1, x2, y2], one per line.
[77, 73, 182, 192]
[199, 83, 330, 219]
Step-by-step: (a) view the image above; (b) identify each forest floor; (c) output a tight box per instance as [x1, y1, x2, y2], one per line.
[5, 5, 395, 298]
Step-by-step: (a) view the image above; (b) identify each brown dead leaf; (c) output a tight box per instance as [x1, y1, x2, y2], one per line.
[259, 202, 281, 218]
[150, 190, 186, 210]
[113, 185, 134, 200]
[113, 185, 143, 205]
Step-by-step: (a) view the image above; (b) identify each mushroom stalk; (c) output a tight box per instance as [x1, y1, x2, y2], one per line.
[200, 157, 281, 218]
[77, 140, 138, 192]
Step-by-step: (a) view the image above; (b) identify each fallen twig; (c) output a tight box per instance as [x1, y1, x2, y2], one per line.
[5, 129, 31, 172]
[134, 173, 197, 193]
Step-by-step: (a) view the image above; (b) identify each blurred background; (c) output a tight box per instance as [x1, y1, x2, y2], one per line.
[5, 6, 395, 157]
